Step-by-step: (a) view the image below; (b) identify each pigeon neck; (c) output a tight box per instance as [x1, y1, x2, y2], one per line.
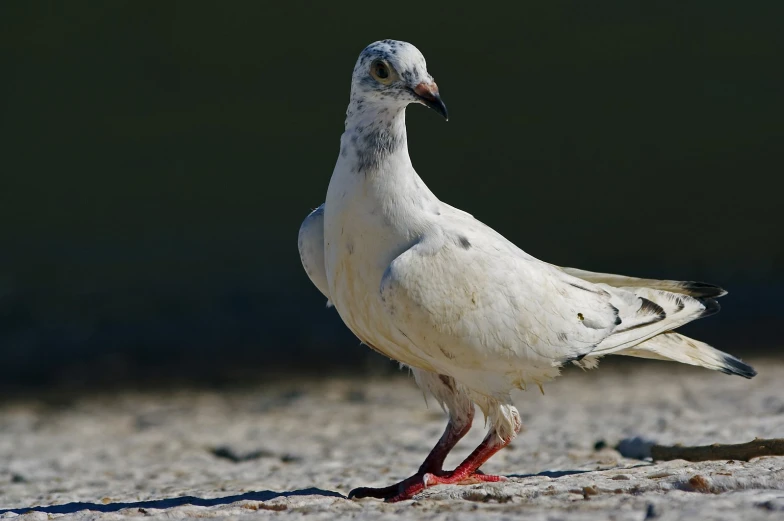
[333, 98, 440, 229]
[341, 99, 410, 175]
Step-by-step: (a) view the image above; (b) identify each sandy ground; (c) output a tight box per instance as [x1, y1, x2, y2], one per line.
[1, 359, 784, 520]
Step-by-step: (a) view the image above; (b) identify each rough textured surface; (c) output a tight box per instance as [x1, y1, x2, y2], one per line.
[1, 359, 783, 520]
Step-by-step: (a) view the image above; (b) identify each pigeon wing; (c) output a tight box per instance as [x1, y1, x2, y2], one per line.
[378, 221, 621, 374]
[298, 204, 332, 304]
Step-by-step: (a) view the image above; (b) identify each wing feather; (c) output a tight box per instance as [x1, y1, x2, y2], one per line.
[378, 219, 620, 376]
[298, 204, 332, 304]
[559, 267, 727, 298]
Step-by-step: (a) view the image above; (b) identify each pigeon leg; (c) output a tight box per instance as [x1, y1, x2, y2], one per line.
[378, 407, 521, 502]
[386, 428, 513, 502]
[348, 408, 474, 500]
[418, 406, 474, 474]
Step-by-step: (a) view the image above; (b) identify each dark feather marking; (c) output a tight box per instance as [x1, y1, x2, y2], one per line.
[562, 352, 588, 367]
[718, 355, 757, 379]
[439, 345, 456, 360]
[567, 282, 605, 295]
[439, 374, 456, 391]
[395, 326, 414, 344]
[458, 235, 471, 249]
[611, 305, 622, 325]
[699, 298, 721, 318]
[639, 298, 666, 318]
[680, 281, 728, 299]
[617, 298, 666, 332]
[355, 127, 403, 172]
[674, 296, 685, 312]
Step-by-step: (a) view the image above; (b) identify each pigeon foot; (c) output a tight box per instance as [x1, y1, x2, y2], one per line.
[349, 469, 506, 502]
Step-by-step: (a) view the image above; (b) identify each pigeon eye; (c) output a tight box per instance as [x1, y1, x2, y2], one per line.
[370, 60, 394, 84]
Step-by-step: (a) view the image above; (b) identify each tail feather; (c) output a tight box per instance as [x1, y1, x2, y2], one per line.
[613, 332, 756, 379]
[592, 287, 717, 354]
[561, 266, 752, 378]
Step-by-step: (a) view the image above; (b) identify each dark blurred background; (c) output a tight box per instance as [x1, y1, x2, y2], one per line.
[1, 1, 782, 393]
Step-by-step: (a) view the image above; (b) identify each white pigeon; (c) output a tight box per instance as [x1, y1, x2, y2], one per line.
[298, 39, 756, 502]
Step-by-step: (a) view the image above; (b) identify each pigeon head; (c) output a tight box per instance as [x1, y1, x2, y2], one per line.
[350, 40, 448, 120]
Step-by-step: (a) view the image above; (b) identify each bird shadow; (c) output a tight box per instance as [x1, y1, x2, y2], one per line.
[507, 469, 593, 479]
[507, 463, 652, 480]
[0, 488, 346, 515]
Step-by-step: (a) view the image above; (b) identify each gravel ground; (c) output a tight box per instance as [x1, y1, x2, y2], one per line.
[1, 359, 783, 520]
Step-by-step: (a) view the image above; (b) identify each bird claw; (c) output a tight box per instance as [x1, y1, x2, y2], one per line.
[349, 470, 506, 502]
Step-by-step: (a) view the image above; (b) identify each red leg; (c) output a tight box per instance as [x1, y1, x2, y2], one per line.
[351, 407, 522, 502]
[348, 408, 474, 500]
[387, 430, 512, 502]
[418, 409, 473, 474]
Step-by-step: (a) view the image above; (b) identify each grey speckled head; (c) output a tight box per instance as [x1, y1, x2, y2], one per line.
[348, 39, 447, 120]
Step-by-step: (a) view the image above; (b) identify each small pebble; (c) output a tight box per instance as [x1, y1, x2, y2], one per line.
[645, 503, 661, 519]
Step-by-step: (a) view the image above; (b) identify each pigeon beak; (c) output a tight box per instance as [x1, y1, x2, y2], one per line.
[413, 82, 448, 121]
